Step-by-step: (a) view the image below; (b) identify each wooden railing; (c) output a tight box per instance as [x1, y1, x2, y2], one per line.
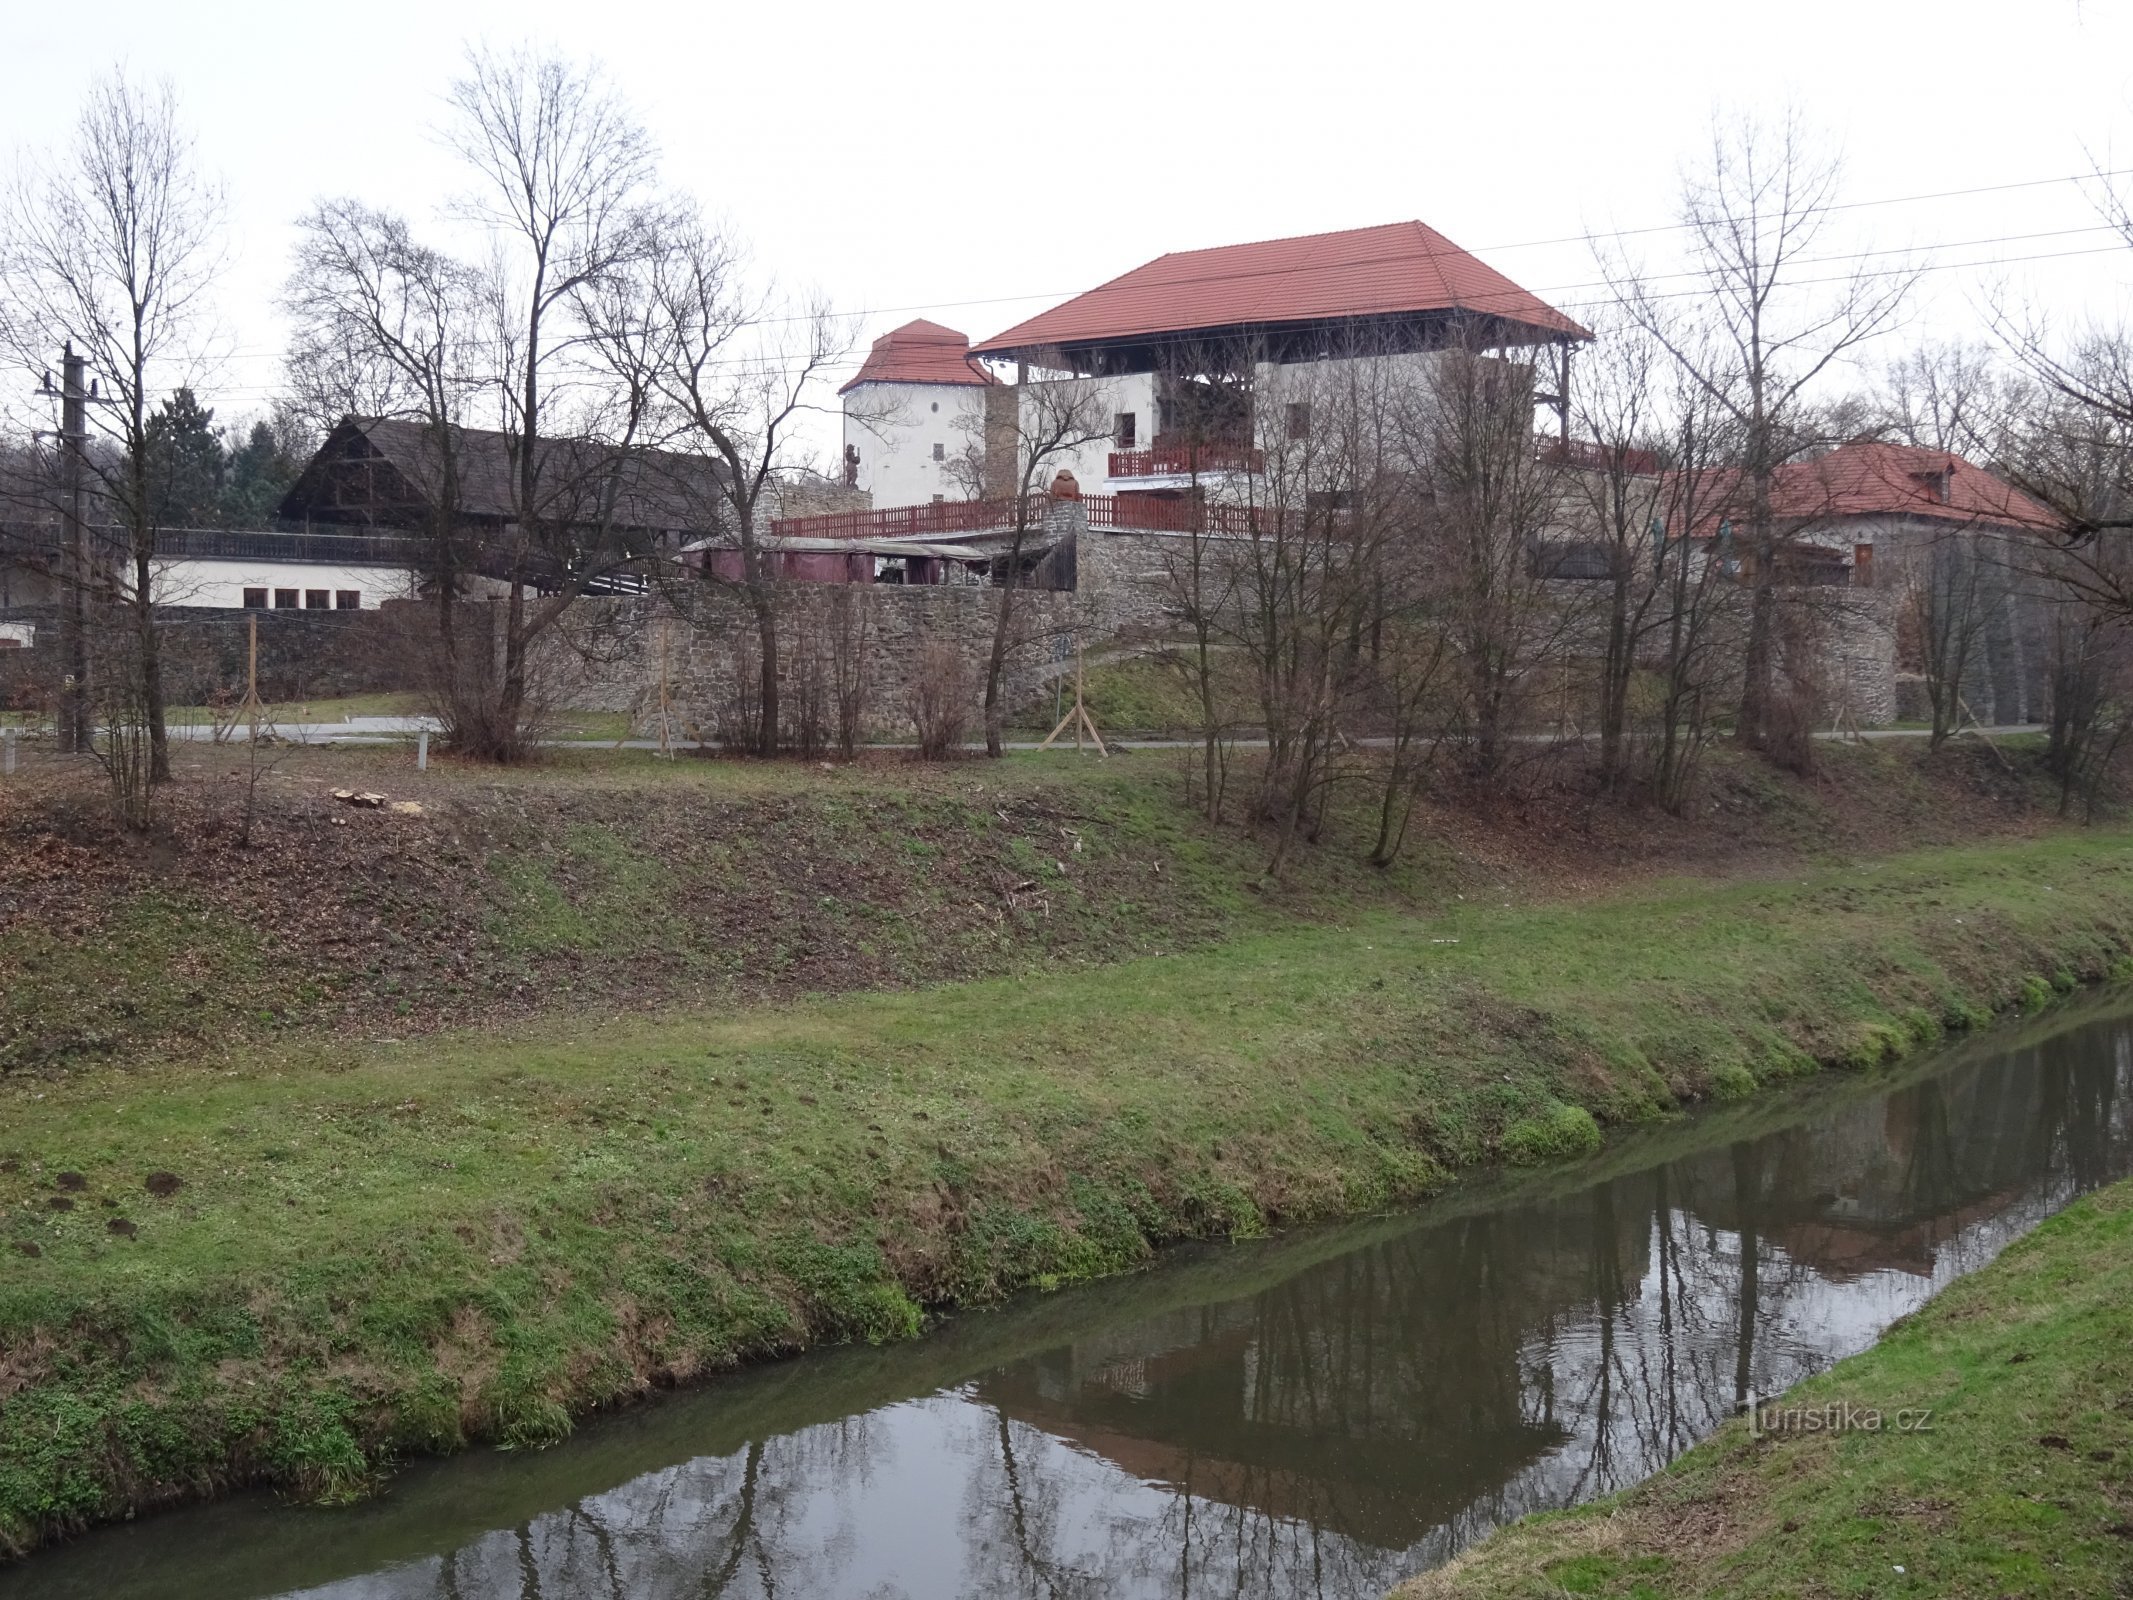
[1536, 435, 1662, 476]
[768, 496, 1045, 541]
[1083, 494, 1273, 537]
[1107, 443, 1266, 479]
[769, 492, 1284, 544]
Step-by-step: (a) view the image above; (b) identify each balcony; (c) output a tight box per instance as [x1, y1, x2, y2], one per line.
[1106, 441, 1265, 482]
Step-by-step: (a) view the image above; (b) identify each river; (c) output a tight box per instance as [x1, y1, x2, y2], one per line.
[11, 999, 2132, 1599]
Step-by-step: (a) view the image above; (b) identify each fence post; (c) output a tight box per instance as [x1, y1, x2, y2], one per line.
[2, 726, 15, 777]
[416, 728, 429, 771]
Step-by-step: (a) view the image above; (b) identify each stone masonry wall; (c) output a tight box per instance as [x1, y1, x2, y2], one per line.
[536, 501, 1179, 741]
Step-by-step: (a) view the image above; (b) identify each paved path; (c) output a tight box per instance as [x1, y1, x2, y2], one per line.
[157, 719, 2038, 754]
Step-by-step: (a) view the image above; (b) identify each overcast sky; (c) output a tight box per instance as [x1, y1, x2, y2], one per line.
[10, 0, 2133, 458]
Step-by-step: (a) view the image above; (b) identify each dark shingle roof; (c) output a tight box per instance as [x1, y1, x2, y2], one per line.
[281, 417, 729, 533]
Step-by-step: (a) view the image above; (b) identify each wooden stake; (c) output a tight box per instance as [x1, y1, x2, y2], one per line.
[1036, 636, 1107, 757]
[657, 618, 674, 758]
[240, 613, 263, 745]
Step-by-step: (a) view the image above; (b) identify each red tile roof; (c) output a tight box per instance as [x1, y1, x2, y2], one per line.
[839, 319, 997, 394]
[1774, 441, 2059, 530]
[1675, 442, 2062, 538]
[973, 221, 1588, 357]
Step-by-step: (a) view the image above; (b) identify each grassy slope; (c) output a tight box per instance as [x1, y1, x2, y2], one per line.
[1400, 1177, 2133, 1600]
[1, 750, 1437, 1075]
[5, 826, 2133, 1554]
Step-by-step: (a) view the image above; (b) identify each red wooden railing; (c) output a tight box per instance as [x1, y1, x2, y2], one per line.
[1083, 494, 1273, 536]
[768, 496, 1046, 541]
[1536, 435, 1662, 476]
[769, 492, 1284, 544]
[1107, 443, 1266, 479]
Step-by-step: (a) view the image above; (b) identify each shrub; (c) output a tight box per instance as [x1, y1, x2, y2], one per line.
[1500, 1102, 1603, 1165]
[909, 642, 969, 761]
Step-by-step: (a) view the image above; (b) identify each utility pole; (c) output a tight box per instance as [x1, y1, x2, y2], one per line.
[36, 345, 92, 753]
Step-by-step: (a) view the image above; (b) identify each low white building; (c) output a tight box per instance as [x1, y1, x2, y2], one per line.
[149, 528, 419, 610]
[0, 525, 420, 619]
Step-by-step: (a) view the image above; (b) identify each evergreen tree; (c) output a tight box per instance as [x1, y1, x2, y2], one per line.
[140, 387, 226, 528]
[220, 417, 301, 526]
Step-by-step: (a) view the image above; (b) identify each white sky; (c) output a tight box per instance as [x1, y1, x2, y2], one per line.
[10, 0, 2133, 460]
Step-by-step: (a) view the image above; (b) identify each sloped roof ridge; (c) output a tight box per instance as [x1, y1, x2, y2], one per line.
[973, 218, 1587, 354]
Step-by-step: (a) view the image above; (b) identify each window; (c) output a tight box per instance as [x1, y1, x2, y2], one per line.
[1286, 403, 1311, 441]
[305, 589, 330, 610]
[1530, 538, 1614, 580]
[1114, 411, 1137, 449]
[932, 442, 945, 462]
[242, 588, 268, 609]
[336, 590, 361, 610]
[274, 588, 299, 609]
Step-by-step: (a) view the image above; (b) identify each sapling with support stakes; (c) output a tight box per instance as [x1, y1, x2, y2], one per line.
[1037, 636, 1108, 757]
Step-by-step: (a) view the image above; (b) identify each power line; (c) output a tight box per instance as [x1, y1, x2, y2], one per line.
[189, 232, 2133, 402]
[196, 165, 2133, 362]
[93, 164, 2133, 411]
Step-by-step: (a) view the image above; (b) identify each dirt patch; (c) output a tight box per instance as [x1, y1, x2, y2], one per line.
[0, 737, 2072, 1078]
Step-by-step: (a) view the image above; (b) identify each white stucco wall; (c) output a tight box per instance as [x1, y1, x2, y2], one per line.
[1017, 373, 1158, 493]
[842, 347, 1510, 510]
[841, 381, 992, 509]
[149, 558, 416, 610]
[1019, 353, 1457, 496]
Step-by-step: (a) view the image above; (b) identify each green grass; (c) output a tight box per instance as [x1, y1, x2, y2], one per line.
[1010, 652, 1231, 736]
[163, 691, 429, 726]
[4, 829, 2133, 1555]
[1400, 1175, 2133, 1600]
[156, 696, 636, 742]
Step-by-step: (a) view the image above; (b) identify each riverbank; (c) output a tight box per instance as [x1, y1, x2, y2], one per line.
[1399, 1172, 2133, 1600]
[5, 816, 2133, 1557]
[0, 735, 2062, 1074]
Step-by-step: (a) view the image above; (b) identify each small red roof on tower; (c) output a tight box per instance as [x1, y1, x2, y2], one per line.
[839, 319, 997, 394]
[973, 221, 1588, 357]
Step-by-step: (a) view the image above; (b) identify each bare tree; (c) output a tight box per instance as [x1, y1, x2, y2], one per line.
[1613, 110, 1913, 761]
[0, 69, 225, 809]
[1150, 340, 1252, 821]
[1403, 337, 1570, 787]
[949, 366, 1110, 757]
[443, 44, 663, 759]
[1227, 347, 1413, 873]
[284, 199, 485, 724]
[1560, 316, 1678, 788]
[1878, 341, 2015, 452]
[629, 210, 851, 756]
[1646, 383, 1748, 812]
[1895, 527, 1994, 747]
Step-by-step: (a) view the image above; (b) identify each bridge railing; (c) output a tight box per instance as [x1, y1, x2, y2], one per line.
[768, 497, 1048, 541]
[768, 493, 1289, 543]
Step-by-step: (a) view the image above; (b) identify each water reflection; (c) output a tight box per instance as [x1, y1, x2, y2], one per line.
[13, 1011, 2132, 1600]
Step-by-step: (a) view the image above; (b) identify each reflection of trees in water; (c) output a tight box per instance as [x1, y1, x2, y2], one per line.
[293, 1031, 2133, 1600]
